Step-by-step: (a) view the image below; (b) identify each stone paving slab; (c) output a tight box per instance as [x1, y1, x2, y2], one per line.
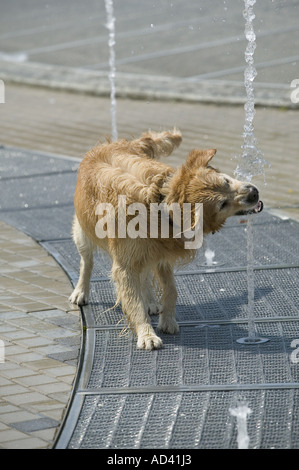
[0, 220, 81, 449]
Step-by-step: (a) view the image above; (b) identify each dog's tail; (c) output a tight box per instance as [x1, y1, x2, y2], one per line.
[136, 128, 182, 160]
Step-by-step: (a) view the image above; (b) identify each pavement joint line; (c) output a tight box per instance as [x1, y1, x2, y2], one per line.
[84, 263, 299, 283]
[21, 24, 299, 58]
[83, 316, 299, 331]
[174, 263, 299, 275]
[0, 202, 74, 214]
[188, 54, 299, 81]
[77, 382, 299, 396]
[0, 169, 77, 182]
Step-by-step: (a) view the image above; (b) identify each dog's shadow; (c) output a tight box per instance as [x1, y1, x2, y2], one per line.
[86, 283, 296, 356]
[159, 285, 292, 356]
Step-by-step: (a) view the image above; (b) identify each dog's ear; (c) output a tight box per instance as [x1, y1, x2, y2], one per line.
[185, 149, 217, 169]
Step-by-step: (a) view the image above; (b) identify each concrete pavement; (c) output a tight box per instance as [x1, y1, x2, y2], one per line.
[1, 82, 298, 221]
[1, 0, 299, 107]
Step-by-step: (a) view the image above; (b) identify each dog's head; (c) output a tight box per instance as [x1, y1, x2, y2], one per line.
[170, 148, 263, 235]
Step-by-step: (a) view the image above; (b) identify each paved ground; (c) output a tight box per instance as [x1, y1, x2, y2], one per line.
[0, 220, 80, 449]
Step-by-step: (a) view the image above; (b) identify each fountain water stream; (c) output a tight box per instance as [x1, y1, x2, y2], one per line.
[235, 0, 269, 345]
[234, 0, 269, 184]
[105, 0, 118, 141]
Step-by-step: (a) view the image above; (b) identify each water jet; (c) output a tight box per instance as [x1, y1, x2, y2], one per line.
[235, 0, 269, 345]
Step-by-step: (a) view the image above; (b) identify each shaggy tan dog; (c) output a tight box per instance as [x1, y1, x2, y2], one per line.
[69, 129, 263, 350]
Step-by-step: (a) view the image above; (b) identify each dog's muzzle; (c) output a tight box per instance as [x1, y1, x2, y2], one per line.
[246, 185, 259, 205]
[236, 184, 264, 216]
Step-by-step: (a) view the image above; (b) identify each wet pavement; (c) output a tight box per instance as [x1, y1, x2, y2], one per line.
[1, 0, 299, 106]
[1, 146, 299, 449]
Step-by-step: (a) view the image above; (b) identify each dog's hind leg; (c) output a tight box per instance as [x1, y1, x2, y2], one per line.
[112, 263, 163, 350]
[156, 263, 179, 335]
[69, 216, 94, 306]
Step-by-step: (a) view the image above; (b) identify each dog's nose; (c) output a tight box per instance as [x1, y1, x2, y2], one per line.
[246, 185, 259, 204]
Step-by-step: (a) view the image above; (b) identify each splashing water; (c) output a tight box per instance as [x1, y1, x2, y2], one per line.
[105, 0, 118, 141]
[234, 0, 269, 183]
[205, 248, 215, 267]
[230, 402, 252, 449]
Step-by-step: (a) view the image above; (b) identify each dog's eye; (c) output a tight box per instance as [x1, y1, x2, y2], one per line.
[220, 200, 228, 210]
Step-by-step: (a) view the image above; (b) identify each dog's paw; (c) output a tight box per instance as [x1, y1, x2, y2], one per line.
[69, 289, 89, 306]
[137, 332, 163, 350]
[158, 317, 179, 335]
[148, 302, 163, 316]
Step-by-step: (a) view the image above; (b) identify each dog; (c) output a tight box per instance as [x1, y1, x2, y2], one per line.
[69, 129, 263, 350]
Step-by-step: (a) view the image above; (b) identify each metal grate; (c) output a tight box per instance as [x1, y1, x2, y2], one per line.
[2, 148, 299, 449]
[77, 268, 299, 327]
[85, 322, 299, 390]
[44, 214, 299, 281]
[68, 390, 299, 449]
[182, 218, 299, 271]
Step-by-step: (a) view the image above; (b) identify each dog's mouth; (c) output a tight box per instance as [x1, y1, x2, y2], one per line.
[235, 199, 264, 216]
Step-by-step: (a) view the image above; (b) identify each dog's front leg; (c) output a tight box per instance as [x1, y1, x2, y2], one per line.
[156, 263, 179, 335]
[112, 263, 163, 350]
[141, 270, 162, 316]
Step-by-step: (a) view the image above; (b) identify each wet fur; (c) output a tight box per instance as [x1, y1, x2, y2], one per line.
[70, 129, 260, 350]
